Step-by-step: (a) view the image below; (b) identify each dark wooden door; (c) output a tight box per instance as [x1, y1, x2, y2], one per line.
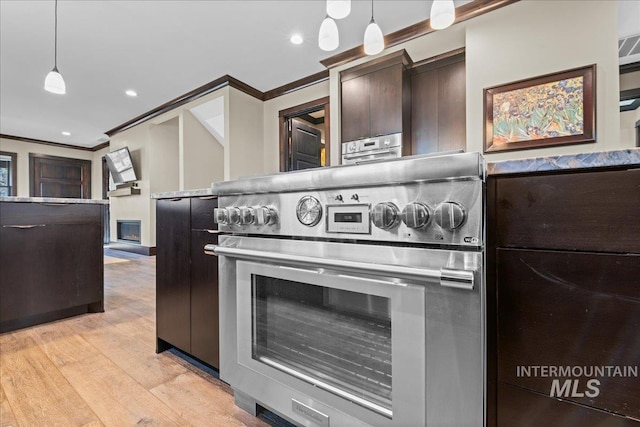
[496, 248, 640, 422]
[369, 64, 404, 138]
[341, 75, 370, 142]
[30, 153, 91, 199]
[0, 222, 103, 323]
[290, 119, 322, 170]
[190, 197, 219, 368]
[411, 53, 466, 154]
[156, 198, 191, 353]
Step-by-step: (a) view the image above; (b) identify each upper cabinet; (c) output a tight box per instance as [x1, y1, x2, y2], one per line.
[410, 51, 466, 154]
[339, 49, 467, 157]
[340, 50, 412, 146]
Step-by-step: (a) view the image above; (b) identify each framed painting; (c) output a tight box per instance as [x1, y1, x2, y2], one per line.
[484, 64, 596, 153]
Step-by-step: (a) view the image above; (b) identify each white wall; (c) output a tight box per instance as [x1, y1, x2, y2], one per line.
[262, 81, 330, 173]
[0, 136, 104, 198]
[227, 87, 265, 180]
[329, 1, 623, 163]
[183, 110, 224, 189]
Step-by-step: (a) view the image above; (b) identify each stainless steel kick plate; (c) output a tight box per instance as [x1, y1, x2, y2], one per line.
[292, 399, 329, 427]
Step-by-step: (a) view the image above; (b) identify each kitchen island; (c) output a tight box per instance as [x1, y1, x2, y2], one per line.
[0, 197, 108, 333]
[486, 148, 640, 426]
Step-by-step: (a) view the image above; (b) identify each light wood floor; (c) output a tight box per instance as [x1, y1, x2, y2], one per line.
[0, 252, 269, 427]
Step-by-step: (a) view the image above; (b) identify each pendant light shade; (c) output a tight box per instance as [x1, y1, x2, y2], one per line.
[326, 0, 351, 20]
[364, 19, 384, 55]
[430, 0, 456, 30]
[318, 16, 339, 51]
[364, 1, 384, 56]
[45, 0, 65, 94]
[44, 67, 66, 94]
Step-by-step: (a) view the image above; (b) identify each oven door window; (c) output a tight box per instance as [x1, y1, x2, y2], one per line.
[236, 260, 426, 421]
[252, 275, 392, 413]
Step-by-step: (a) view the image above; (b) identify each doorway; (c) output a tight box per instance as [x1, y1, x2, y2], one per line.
[279, 96, 330, 172]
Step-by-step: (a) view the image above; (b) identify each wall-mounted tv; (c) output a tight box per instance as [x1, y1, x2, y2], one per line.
[105, 146, 137, 185]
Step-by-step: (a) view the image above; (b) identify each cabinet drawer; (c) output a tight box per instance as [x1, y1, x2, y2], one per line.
[190, 196, 217, 231]
[495, 168, 640, 252]
[0, 202, 102, 225]
[497, 248, 640, 419]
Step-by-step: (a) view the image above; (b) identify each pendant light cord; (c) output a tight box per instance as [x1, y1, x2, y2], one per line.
[371, 0, 374, 20]
[54, 0, 58, 69]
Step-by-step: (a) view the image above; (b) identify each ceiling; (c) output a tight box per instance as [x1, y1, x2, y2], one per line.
[0, 1, 638, 149]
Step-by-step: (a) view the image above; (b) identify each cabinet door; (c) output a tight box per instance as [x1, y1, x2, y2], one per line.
[156, 198, 191, 352]
[190, 230, 219, 368]
[411, 57, 466, 154]
[190, 196, 217, 231]
[497, 248, 640, 420]
[341, 75, 370, 142]
[369, 64, 404, 138]
[0, 222, 103, 323]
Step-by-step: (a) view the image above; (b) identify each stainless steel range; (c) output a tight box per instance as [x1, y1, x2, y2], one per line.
[206, 152, 485, 427]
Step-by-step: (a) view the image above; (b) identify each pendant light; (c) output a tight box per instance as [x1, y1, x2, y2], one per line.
[326, 0, 351, 20]
[318, 15, 339, 51]
[364, 0, 384, 56]
[430, 0, 456, 30]
[44, 0, 66, 94]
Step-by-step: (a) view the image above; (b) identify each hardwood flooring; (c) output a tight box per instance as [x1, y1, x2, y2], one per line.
[0, 252, 269, 427]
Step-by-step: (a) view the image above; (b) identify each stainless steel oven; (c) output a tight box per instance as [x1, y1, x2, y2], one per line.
[341, 133, 402, 165]
[207, 152, 485, 427]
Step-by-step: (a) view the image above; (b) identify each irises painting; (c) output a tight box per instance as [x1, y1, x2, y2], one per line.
[484, 65, 595, 153]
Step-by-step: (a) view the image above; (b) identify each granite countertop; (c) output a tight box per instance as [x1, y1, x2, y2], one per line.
[486, 148, 640, 175]
[151, 188, 216, 199]
[0, 196, 109, 204]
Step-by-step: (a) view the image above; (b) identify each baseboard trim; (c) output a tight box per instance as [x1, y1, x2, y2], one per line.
[108, 241, 156, 256]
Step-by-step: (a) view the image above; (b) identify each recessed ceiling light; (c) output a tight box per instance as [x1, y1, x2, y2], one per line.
[61, 131, 71, 136]
[125, 89, 138, 97]
[290, 34, 303, 45]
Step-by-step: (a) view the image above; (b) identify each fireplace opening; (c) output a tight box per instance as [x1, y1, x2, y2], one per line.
[117, 220, 141, 244]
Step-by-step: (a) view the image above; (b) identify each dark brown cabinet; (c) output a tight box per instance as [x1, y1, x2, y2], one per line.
[340, 50, 411, 145]
[410, 52, 466, 154]
[0, 202, 104, 333]
[487, 167, 640, 426]
[156, 196, 219, 369]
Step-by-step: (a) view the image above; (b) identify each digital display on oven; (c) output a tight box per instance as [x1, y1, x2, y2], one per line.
[335, 212, 362, 223]
[326, 204, 370, 234]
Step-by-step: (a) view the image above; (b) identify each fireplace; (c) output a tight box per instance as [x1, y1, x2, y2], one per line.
[117, 220, 141, 244]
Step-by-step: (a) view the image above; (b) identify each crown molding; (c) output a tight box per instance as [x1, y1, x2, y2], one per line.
[0, 133, 102, 152]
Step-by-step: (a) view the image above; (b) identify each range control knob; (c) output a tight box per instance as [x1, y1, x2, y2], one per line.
[371, 202, 400, 230]
[256, 206, 278, 225]
[227, 207, 242, 225]
[348, 142, 357, 152]
[214, 208, 229, 225]
[401, 203, 431, 229]
[296, 196, 323, 227]
[434, 202, 466, 231]
[239, 207, 255, 225]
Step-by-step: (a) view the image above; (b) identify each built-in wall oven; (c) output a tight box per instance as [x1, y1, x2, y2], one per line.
[206, 152, 485, 427]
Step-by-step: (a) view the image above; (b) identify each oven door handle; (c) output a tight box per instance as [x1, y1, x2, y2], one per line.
[204, 244, 475, 290]
[342, 148, 395, 159]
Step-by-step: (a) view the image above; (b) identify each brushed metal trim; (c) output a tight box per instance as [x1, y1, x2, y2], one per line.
[213, 151, 483, 196]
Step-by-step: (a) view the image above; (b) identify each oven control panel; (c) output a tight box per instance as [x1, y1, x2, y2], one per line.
[214, 179, 482, 247]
